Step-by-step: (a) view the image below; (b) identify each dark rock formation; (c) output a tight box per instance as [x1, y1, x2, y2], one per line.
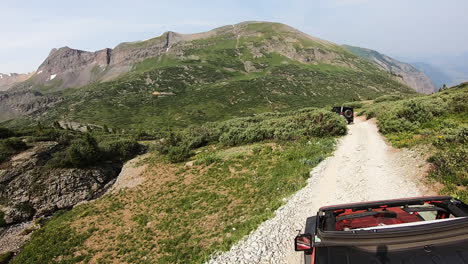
[0, 142, 121, 225]
[0, 90, 62, 121]
[33, 47, 112, 89]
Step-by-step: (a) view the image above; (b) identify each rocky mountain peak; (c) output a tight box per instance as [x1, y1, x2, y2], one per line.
[32, 46, 112, 89]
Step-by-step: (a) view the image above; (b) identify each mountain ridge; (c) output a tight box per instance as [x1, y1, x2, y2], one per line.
[22, 21, 353, 91]
[0, 72, 34, 91]
[2, 21, 417, 126]
[4, 22, 435, 95]
[343, 45, 436, 94]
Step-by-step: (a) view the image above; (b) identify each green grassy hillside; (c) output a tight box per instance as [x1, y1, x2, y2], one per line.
[359, 83, 467, 201]
[12, 107, 345, 264]
[27, 22, 415, 130]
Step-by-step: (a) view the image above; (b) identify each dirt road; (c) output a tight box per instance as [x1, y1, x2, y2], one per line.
[207, 116, 434, 264]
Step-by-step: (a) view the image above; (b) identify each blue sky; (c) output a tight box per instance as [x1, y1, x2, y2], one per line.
[1, 0, 467, 73]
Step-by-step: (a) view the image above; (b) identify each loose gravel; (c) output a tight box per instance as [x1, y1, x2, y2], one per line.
[207, 117, 433, 264]
[0, 221, 37, 255]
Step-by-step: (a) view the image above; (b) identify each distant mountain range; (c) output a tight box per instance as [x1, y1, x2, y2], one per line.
[399, 52, 468, 90]
[342, 45, 436, 94]
[0, 21, 434, 127]
[0, 72, 34, 91]
[410, 62, 452, 89]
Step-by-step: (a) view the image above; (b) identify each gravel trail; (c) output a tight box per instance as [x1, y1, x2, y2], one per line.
[207, 116, 434, 264]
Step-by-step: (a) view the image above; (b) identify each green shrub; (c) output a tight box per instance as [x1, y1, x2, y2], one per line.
[217, 110, 346, 146]
[374, 94, 403, 103]
[1, 137, 28, 151]
[0, 251, 13, 264]
[0, 137, 28, 163]
[434, 127, 468, 147]
[0, 127, 14, 139]
[397, 100, 433, 123]
[22, 128, 64, 142]
[48, 134, 100, 168]
[66, 135, 100, 167]
[0, 211, 6, 227]
[428, 146, 468, 186]
[167, 144, 193, 163]
[378, 117, 417, 134]
[100, 139, 142, 161]
[450, 92, 468, 113]
[157, 108, 347, 163]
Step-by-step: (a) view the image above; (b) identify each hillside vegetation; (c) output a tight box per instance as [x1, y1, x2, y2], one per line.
[359, 83, 468, 201]
[12, 107, 345, 264]
[0, 126, 142, 168]
[21, 22, 416, 130]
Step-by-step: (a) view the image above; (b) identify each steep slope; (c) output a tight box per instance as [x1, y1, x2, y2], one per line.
[0, 73, 34, 91]
[3, 22, 415, 126]
[411, 62, 451, 89]
[343, 45, 436, 94]
[31, 47, 112, 90]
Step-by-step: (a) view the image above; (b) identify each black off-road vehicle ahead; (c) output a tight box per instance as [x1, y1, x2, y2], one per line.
[295, 196, 468, 264]
[332, 106, 354, 124]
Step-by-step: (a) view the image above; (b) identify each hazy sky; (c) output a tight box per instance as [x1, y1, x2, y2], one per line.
[1, 0, 467, 73]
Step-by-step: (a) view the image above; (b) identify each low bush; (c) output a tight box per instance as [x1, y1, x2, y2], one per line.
[360, 93, 457, 134]
[1, 137, 28, 151]
[0, 137, 29, 163]
[63, 135, 100, 167]
[397, 100, 434, 123]
[359, 86, 467, 201]
[157, 108, 347, 162]
[0, 127, 14, 139]
[167, 144, 193, 163]
[374, 94, 404, 103]
[48, 135, 142, 168]
[100, 139, 143, 161]
[0, 211, 6, 227]
[0, 251, 13, 264]
[428, 146, 468, 187]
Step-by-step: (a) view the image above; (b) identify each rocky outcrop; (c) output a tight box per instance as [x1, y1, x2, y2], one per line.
[0, 73, 34, 91]
[33, 47, 112, 90]
[0, 142, 121, 225]
[0, 90, 62, 121]
[343, 45, 436, 94]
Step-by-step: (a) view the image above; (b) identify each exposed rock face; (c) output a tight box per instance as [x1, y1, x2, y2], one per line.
[0, 142, 121, 225]
[343, 45, 436, 94]
[0, 73, 34, 91]
[33, 47, 112, 90]
[0, 90, 62, 121]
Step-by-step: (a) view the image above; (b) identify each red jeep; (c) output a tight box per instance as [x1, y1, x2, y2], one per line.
[295, 196, 468, 264]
